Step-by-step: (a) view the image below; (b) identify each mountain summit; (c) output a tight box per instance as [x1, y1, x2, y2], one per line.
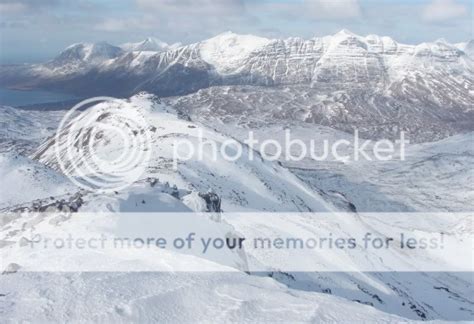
[52, 41, 123, 65]
[120, 37, 181, 52]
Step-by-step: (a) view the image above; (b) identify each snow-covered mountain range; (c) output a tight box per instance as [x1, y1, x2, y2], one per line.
[3, 30, 473, 95]
[1, 30, 473, 141]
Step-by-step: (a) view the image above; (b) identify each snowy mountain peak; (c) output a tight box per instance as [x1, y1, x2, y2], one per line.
[200, 32, 272, 74]
[206, 31, 271, 44]
[435, 37, 449, 44]
[326, 29, 368, 52]
[120, 37, 181, 52]
[143, 37, 168, 46]
[53, 41, 123, 65]
[334, 28, 358, 37]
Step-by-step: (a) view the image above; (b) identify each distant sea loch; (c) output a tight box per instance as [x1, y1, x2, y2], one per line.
[0, 88, 78, 107]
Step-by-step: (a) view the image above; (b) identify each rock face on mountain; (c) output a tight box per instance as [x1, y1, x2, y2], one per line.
[1, 30, 472, 141]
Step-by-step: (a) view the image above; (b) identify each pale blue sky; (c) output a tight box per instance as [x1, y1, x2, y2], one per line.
[0, 0, 472, 64]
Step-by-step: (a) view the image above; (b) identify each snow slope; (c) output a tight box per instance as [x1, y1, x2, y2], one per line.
[290, 132, 474, 213]
[1, 271, 412, 323]
[201, 119, 474, 213]
[0, 153, 76, 209]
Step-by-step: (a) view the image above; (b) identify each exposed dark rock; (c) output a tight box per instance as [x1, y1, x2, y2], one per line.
[198, 191, 222, 212]
[2, 263, 20, 275]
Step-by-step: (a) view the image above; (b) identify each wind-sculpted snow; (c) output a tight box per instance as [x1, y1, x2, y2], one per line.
[1, 271, 416, 323]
